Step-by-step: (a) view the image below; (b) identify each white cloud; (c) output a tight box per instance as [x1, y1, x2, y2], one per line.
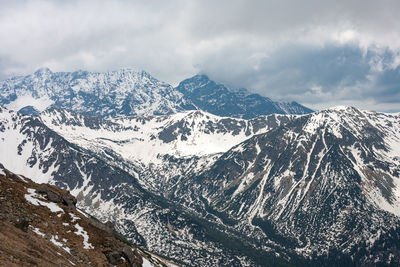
[0, 0, 399, 111]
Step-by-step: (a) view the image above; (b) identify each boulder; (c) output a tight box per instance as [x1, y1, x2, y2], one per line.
[36, 186, 77, 209]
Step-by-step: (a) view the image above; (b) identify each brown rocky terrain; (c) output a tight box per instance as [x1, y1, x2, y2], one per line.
[0, 165, 175, 267]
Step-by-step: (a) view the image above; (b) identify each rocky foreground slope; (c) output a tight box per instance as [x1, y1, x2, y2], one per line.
[0, 164, 174, 267]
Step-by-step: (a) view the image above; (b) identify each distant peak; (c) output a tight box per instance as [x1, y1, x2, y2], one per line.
[105, 68, 156, 80]
[34, 67, 52, 75]
[326, 106, 359, 112]
[176, 74, 214, 93]
[116, 67, 140, 73]
[107, 68, 146, 75]
[186, 74, 212, 83]
[195, 73, 210, 79]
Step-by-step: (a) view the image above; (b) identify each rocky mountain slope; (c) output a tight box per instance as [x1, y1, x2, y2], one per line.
[0, 68, 311, 119]
[175, 74, 312, 118]
[177, 106, 400, 265]
[0, 106, 289, 266]
[0, 165, 171, 267]
[37, 105, 400, 265]
[38, 107, 296, 192]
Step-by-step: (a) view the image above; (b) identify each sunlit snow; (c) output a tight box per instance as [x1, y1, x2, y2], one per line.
[74, 223, 93, 249]
[25, 188, 64, 213]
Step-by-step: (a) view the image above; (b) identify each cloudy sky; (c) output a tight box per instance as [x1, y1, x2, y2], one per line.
[1, 0, 400, 112]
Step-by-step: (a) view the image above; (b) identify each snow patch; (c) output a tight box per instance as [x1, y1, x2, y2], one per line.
[74, 223, 94, 249]
[142, 258, 154, 267]
[50, 235, 71, 254]
[31, 227, 45, 237]
[25, 188, 64, 213]
[69, 212, 80, 222]
[40, 109, 272, 166]
[5, 93, 54, 112]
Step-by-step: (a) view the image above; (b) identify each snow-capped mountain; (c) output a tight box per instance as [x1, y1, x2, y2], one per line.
[0, 105, 289, 266]
[39, 107, 295, 185]
[175, 74, 313, 118]
[0, 68, 191, 117]
[0, 68, 312, 120]
[1, 81, 400, 265]
[35, 105, 400, 265]
[175, 106, 400, 265]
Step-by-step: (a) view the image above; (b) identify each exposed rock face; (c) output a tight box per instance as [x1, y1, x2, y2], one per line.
[0, 166, 172, 267]
[104, 246, 143, 266]
[36, 185, 77, 209]
[176, 106, 400, 265]
[175, 74, 313, 118]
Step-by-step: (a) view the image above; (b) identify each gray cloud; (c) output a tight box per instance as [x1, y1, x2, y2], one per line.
[0, 0, 400, 111]
[197, 42, 400, 111]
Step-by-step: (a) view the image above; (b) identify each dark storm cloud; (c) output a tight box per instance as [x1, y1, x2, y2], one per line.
[201, 44, 370, 95]
[197, 43, 400, 111]
[373, 67, 400, 103]
[0, 0, 400, 111]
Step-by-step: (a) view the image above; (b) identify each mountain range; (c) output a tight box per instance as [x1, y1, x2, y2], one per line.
[0, 68, 399, 266]
[0, 105, 292, 266]
[0, 68, 312, 119]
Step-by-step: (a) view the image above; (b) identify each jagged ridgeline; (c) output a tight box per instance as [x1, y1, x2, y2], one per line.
[0, 68, 312, 118]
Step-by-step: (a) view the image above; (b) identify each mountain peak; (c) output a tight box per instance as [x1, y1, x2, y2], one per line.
[193, 73, 211, 80]
[107, 67, 144, 75]
[176, 74, 313, 118]
[33, 67, 52, 76]
[326, 105, 357, 112]
[177, 74, 214, 92]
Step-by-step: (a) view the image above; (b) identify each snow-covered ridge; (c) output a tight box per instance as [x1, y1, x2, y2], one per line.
[0, 106, 59, 182]
[0, 68, 188, 117]
[303, 106, 400, 140]
[39, 107, 292, 165]
[0, 68, 313, 120]
[37, 105, 400, 168]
